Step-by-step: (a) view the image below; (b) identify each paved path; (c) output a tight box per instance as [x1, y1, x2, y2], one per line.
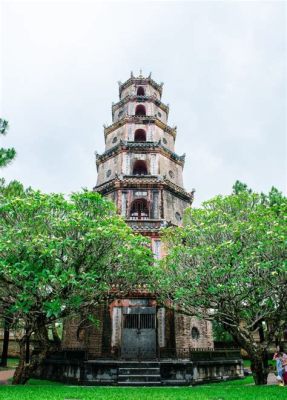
[267, 372, 278, 385]
[0, 369, 15, 385]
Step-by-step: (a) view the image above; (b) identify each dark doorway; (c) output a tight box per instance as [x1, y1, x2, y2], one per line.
[137, 87, 145, 96]
[135, 105, 146, 116]
[121, 307, 156, 360]
[132, 160, 148, 175]
[134, 129, 146, 142]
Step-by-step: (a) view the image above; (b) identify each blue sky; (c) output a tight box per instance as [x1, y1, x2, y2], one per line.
[1, 0, 286, 205]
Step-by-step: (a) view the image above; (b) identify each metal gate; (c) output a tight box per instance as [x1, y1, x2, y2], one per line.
[121, 307, 156, 359]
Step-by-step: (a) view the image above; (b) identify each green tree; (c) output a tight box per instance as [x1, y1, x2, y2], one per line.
[0, 119, 16, 167]
[0, 119, 18, 365]
[0, 188, 152, 384]
[0, 179, 27, 367]
[212, 321, 234, 343]
[159, 183, 287, 385]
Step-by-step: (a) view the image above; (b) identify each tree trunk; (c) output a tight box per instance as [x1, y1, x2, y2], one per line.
[250, 354, 269, 385]
[0, 317, 10, 367]
[12, 336, 30, 384]
[12, 319, 52, 385]
[225, 323, 269, 385]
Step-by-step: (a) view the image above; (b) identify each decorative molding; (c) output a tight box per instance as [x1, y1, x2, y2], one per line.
[104, 116, 176, 138]
[96, 140, 185, 166]
[93, 176, 192, 202]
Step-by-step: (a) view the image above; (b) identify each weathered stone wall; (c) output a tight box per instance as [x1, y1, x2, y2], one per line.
[158, 154, 183, 186]
[174, 314, 214, 353]
[85, 307, 105, 358]
[154, 126, 175, 151]
[105, 126, 127, 149]
[62, 316, 85, 349]
[62, 306, 106, 358]
[96, 153, 122, 185]
[162, 190, 190, 225]
[113, 104, 129, 123]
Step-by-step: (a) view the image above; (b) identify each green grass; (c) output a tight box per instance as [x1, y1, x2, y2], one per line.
[0, 357, 19, 371]
[0, 377, 286, 400]
[243, 359, 274, 368]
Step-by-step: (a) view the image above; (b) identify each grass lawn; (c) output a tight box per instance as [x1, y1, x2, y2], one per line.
[243, 359, 274, 368]
[0, 358, 19, 371]
[0, 377, 286, 400]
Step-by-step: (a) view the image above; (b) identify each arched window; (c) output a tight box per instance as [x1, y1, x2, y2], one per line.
[191, 327, 200, 340]
[134, 129, 146, 142]
[130, 199, 149, 220]
[135, 104, 146, 116]
[137, 86, 145, 96]
[133, 160, 148, 175]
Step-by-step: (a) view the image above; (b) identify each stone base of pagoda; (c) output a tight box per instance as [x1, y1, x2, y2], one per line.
[35, 352, 244, 386]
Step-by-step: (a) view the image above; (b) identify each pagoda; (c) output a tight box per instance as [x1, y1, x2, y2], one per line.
[90, 72, 213, 361]
[94, 72, 194, 253]
[56, 74, 244, 386]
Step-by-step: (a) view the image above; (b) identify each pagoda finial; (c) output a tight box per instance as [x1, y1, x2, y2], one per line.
[148, 72, 152, 78]
[139, 69, 143, 77]
[130, 71, 134, 78]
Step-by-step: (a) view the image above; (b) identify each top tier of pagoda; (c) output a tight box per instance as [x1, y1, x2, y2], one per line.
[94, 73, 193, 233]
[103, 72, 177, 153]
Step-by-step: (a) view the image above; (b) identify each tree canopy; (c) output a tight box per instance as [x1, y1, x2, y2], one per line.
[0, 185, 152, 383]
[159, 183, 287, 385]
[0, 119, 16, 168]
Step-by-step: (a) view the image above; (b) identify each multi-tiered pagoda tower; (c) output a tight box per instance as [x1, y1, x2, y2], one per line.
[50, 74, 245, 385]
[94, 72, 193, 254]
[62, 73, 213, 368]
[91, 73, 213, 358]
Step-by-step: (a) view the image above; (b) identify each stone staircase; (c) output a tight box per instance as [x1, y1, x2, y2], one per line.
[117, 362, 161, 386]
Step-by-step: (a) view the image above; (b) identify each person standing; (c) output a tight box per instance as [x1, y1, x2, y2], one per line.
[281, 352, 287, 385]
[273, 352, 284, 386]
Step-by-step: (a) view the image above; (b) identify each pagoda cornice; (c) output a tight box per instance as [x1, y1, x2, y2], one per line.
[126, 219, 166, 233]
[95, 140, 185, 167]
[93, 175, 193, 202]
[119, 76, 163, 98]
[112, 95, 169, 116]
[104, 116, 177, 138]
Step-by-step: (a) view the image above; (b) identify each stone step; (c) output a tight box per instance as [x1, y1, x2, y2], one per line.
[162, 379, 187, 386]
[118, 362, 160, 368]
[119, 367, 160, 375]
[118, 381, 162, 386]
[118, 374, 161, 383]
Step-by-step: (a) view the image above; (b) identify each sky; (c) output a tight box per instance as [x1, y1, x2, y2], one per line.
[1, 0, 286, 205]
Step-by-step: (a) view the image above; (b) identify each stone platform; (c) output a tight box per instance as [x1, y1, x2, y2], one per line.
[37, 352, 244, 386]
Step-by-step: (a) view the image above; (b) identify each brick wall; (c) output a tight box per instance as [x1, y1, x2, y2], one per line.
[175, 313, 214, 354]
